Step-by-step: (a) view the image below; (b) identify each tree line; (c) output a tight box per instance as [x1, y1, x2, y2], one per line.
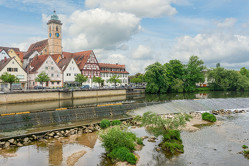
[130, 55, 249, 94]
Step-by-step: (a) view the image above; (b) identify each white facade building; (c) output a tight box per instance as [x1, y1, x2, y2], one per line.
[99, 63, 129, 87]
[0, 57, 27, 90]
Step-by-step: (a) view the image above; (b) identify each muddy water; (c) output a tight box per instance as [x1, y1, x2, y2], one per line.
[1, 113, 249, 166]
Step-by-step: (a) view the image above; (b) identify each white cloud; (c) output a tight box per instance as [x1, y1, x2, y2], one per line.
[10, 37, 45, 51]
[85, 0, 177, 18]
[217, 18, 237, 28]
[170, 33, 249, 67]
[60, 9, 141, 51]
[132, 45, 152, 60]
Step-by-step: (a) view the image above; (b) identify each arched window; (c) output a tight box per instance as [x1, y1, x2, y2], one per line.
[56, 26, 58, 31]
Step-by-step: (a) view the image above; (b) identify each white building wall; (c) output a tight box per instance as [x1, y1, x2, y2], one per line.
[0, 50, 9, 60]
[0, 58, 27, 89]
[101, 72, 128, 86]
[63, 59, 81, 83]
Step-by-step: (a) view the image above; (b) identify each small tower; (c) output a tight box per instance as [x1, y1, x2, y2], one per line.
[47, 10, 62, 55]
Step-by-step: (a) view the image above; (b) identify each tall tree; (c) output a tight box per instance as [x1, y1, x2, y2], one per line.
[93, 76, 104, 88]
[164, 60, 184, 92]
[0, 72, 19, 91]
[130, 73, 144, 86]
[144, 62, 168, 94]
[108, 75, 121, 88]
[35, 72, 50, 88]
[240, 67, 249, 78]
[75, 74, 88, 87]
[183, 56, 205, 92]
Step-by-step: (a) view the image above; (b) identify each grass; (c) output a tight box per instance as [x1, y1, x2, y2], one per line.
[109, 147, 137, 164]
[111, 120, 121, 126]
[100, 119, 111, 129]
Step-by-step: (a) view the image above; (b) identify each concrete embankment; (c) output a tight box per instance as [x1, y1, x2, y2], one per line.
[0, 89, 126, 104]
[0, 102, 160, 132]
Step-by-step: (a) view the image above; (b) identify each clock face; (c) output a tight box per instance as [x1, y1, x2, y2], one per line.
[49, 33, 51, 37]
[55, 33, 60, 38]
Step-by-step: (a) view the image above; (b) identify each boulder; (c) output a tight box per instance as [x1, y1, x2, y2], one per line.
[8, 139, 15, 144]
[17, 142, 23, 147]
[4, 142, 10, 148]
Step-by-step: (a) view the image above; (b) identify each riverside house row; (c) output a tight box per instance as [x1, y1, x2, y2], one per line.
[0, 11, 129, 90]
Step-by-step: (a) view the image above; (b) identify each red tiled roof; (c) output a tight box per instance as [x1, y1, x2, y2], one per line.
[27, 39, 48, 53]
[0, 57, 12, 71]
[29, 54, 49, 73]
[23, 50, 38, 59]
[62, 50, 93, 70]
[99, 63, 126, 69]
[16, 51, 24, 62]
[0, 46, 20, 52]
[58, 57, 72, 71]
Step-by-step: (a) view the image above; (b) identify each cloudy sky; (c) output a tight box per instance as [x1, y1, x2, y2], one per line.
[1, 0, 249, 74]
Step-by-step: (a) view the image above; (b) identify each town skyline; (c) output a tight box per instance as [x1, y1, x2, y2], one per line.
[1, 0, 249, 74]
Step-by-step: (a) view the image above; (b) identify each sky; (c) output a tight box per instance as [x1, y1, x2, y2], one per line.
[1, 0, 249, 74]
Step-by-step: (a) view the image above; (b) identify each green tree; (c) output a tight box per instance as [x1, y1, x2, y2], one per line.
[75, 74, 88, 87]
[0, 72, 19, 91]
[108, 75, 121, 88]
[93, 76, 104, 88]
[164, 60, 184, 92]
[130, 73, 144, 86]
[240, 67, 249, 78]
[144, 62, 169, 94]
[183, 56, 205, 92]
[35, 71, 50, 88]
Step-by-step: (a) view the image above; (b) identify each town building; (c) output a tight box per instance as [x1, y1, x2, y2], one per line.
[99, 63, 129, 86]
[57, 57, 81, 86]
[27, 55, 63, 88]
[0, 47, 23, 66]
[0, 57, 27, 90]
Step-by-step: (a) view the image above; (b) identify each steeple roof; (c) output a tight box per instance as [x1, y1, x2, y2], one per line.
[47, 10, 62, 25]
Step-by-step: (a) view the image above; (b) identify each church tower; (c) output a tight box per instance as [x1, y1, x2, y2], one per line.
[47, 11, 62, 55]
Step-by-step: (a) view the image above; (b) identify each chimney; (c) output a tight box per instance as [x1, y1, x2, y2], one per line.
[4, 56, 7, 62]
[36, 55, 38, 60]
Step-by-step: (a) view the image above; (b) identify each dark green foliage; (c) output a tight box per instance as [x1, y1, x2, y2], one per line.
[242, 145, 248, 149]
[100, 119, 111, 129]
[109, 147, 137, 164]
[144, 62, 169, 94]
[244, 150, 249, 154]
[100, 127, 136, 152]
[162, 142, 184, 154]
[0, 72, 19, 90]
[163, 130, 182, 143]
[111, 120, 121, 126]
[136, 137, 144, 145]
[202, 112, 216, 122]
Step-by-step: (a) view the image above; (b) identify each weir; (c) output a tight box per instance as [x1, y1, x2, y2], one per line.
[134, 98, 249, 115]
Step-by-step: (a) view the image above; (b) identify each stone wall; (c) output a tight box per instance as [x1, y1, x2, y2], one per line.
[0, 89, 126, 104]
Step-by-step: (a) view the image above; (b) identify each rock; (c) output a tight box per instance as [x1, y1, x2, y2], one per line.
[17, 142, 23, 147]
[3, 142, 10, 148]
[122, 121, 127, 125]
[32, 135, 37, 140]
[131, 126, 136, 129]
[48, 132, 55, 137]
[88, 126, 94, 131]
[61, 130, 65, 134]
[23, 137, 30, 143]
[67, 150, 87, 166]
[88, 130, 93, 133]
[141, 136, 148, 140]
[8, 139, 15, 144]
[156, 147, 161, 152]
[54, 136, 60, 139]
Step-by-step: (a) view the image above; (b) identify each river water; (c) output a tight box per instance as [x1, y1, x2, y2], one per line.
[0, 113, 249, 166]
[2, 91, 249, 114]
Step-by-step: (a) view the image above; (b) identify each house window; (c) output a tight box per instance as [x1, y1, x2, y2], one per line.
[12, 61, 14, 64]
[14, 68, 18, 72]
[57, 82, 59, 85]
[51, 67, 54, 70]
[7, 68, 11, 72]
[45, 67, 48, 70]
[67, 73, 71, 76]
[52, 82, 54, 85]
[51, 62, 53, 64]
[57, 74, 59, 77]
[51, 74, 54, 77]
[46, 61, 48, 64]
[74, 73, 77, 76]
[56, 26, 58, 31]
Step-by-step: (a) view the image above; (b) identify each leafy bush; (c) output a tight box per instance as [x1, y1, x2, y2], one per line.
[109, 147, 137, 164]
[111, 120, 121, 126]
[100, 119, 111, 129]
[162, 142, 184, 154]
[163, 130, 182, 143]
[136, 137, 144, 145]
[100, 127, 136, 152]
[244, 150, 249, 154]
[109, 147, 130, 162]
[202, 112, 216, 122]
[242, 145, 248, 149]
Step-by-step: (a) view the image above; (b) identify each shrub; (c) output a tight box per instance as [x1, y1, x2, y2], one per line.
[202, 112, 216, 122]
[100, 119, 111, 129]
[100, 127, 136, 152]
[111, 120, 121, 126]
[109, 147, 137, 164]
[163, 130, 182, 143]
[242, 145, 248, 149]
[162, 142, 184, 154]
[136, 137, 144, 145]
[244, 150, 249, 154]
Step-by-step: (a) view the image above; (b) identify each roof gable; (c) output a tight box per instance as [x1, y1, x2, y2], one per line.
[27, 39, 48, 53]
[0, 46, 20, 52]
[0, 58, 12, 71]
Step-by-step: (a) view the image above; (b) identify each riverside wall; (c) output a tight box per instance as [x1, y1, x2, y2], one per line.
[0, 89, 126, 104]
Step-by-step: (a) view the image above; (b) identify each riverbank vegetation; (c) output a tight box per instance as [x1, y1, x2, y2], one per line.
[131, 55, 249, 94]
[202, 112, 216, 122]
